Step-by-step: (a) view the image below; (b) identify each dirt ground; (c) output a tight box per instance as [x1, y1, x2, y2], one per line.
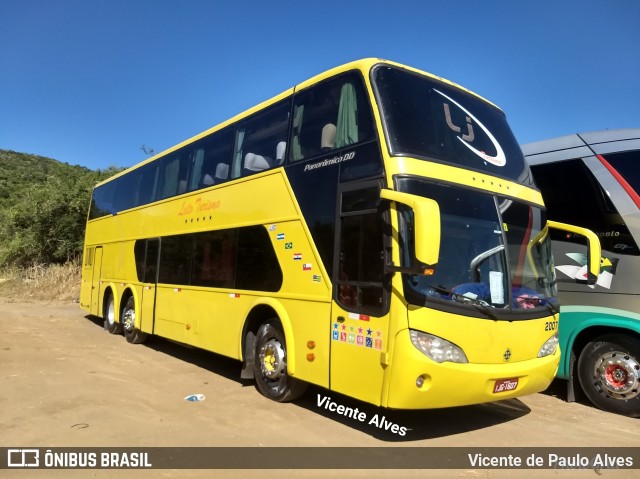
[1, 298, 639, 479]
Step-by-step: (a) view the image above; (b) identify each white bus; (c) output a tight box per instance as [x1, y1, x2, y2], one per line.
[523, 128, 640, 417]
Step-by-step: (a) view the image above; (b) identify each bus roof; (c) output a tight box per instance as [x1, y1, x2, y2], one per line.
[522, 128, 640, 166]
[95, 58, 498, 187]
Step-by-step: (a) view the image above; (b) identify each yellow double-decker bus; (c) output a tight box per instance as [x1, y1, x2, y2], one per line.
[80, 59, 600, 408]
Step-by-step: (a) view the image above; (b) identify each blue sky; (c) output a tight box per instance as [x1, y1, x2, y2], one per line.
[1, 0, 638, 171]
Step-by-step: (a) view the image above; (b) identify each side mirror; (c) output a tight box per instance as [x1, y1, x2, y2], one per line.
[380, 189, 441, 269]
[547, 220, 602, 285]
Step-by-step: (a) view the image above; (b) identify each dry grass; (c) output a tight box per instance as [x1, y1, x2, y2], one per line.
[0, 261, 81, 302]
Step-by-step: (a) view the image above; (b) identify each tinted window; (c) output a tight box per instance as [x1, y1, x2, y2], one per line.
[136, 161, 160, 205]
[158, 151, 192, 200]
[188, 127, 234, 190]
[134, 239, 160, 282]
[336, 185, 386, 313]
[602, 150, 640, 199]
[159, 235, 193, 284]
[112, 170, 139, 212]
[90, 162, 161, 220]
[145, 226, 281, 291]
[290, 73, 374, 162]
[236, 226, 282, 291]
[192, 229, 237, 288]
[89, 182, 117, 219]
[397, 180, 507, 305]
[396, 178, 557, 314]
[531, 159, 640, 255]
[373, 65, 531, 184]
[134, 240, 146, 281]
[145, 239, 159, 283]
[231, 100, 290, 179]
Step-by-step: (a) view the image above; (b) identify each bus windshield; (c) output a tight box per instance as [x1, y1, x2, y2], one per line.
[373, 65, 533, 185]
[397, 178, 557, 316]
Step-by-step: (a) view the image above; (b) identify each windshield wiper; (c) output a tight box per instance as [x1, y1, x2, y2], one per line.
[451, 293, 499, 320]
[428, 285, 499, 320]
[539, 297, 560, 316]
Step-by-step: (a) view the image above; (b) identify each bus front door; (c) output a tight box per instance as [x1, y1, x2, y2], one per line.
[330, 302, 389, 405]
[329, 182, 390, 406]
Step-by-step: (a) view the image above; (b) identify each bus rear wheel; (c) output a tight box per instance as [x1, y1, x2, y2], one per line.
[254, 321, 307, 402]
[104, 293, 122, 334]
[122, 296, 148, 344]
[577, 334, 640, 417]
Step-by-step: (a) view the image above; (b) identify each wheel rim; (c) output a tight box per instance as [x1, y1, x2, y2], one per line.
[593, 350, 640, 399]
[123, 302, 135, 332]
[106, 298, 115, 326]
[259, 338, 286, 380]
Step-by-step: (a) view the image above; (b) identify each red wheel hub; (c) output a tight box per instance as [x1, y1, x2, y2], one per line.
[605, 364, 628, 388]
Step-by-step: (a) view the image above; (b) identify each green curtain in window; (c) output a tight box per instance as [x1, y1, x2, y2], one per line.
[335, 83, 358, 148]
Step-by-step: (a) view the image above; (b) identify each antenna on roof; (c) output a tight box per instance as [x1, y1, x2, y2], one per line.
[140, 144, 155, 156]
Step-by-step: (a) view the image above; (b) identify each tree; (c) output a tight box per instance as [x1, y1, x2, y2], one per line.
[0, 164, 122, 267]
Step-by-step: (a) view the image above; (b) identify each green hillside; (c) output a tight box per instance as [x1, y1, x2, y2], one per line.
[0, 149, 122, 267]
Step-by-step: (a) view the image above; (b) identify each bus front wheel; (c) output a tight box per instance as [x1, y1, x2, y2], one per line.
[254, 321, 307, 402]
[122, 296, 148, 344]
[577, 334, 640, 417]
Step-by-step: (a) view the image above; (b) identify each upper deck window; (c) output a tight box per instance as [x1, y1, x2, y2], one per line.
[289, 72, 374, 162]
[531, 158, 640, 255]
[372, 65, 532, 185]
[230, 99, 290, 179]
[602, 150, 640, 201]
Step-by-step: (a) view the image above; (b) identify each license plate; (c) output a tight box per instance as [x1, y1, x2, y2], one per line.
[493, 378, 519, 393]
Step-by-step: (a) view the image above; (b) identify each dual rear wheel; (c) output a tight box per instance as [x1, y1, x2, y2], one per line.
[104, 295, 304, 402]
[103, 293, 147, 344]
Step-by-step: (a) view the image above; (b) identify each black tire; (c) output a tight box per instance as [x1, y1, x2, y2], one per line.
[103, 293, 123, 334]
[254, 321, 307, 402]
[577, 334, 640, 417]
[122, 295, 148, 344]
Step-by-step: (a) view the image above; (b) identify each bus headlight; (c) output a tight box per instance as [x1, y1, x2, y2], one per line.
[409, 330, 468, 363]
[537, 332, 559, 358]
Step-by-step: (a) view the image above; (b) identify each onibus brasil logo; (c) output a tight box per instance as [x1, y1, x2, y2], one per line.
[434, 88, 506, 167]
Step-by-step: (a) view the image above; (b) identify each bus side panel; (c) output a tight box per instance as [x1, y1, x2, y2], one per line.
[556, 304, 640, 379]
[181, 289, 254, 360]
[154, 285, 192, 345]
[265, 219, 331, 299]
[279, 299, 331, 388]
[150, 289, 331, 388]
